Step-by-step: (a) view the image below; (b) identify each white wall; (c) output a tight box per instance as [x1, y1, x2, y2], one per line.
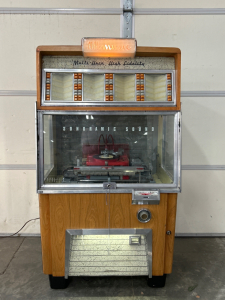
[0, 0, 225, 234]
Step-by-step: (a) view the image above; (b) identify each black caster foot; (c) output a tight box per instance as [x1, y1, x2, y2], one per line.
[49, 275, 70, 289]
[147, 274, 167, 288]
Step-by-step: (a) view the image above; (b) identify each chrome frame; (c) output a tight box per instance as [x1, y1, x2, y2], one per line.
[65, 228, 152, 279]
[37, 111, 181, 193]
[42, 69, 176, 107]
[161, 115, 174, 179]
[43, 115, 54, 180]
[35, 102, 38, 193]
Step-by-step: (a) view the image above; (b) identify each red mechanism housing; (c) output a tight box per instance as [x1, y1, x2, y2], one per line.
[83, 134, 129, 166]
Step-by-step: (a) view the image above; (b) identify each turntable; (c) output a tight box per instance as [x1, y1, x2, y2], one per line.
[86, 134, 129, 166]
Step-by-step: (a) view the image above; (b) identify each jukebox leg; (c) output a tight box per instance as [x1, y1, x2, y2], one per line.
[49, 275, 70, 289]
[147, 274, 167, 288]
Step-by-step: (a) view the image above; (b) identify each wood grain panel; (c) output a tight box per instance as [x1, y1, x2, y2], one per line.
[40, 192, 175, 277]
[164, 193, 177, 274]
[109, 193, 168, 276]
[69, 193, 108, 228]
[36, 49, 42, 110]
[39, 194, 52, 275]
[49, 194, 71, 276]
[36, 104, 180, 111]
[175, 53, 181, 111]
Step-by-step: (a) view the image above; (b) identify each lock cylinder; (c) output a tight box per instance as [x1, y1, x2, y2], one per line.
[137, 209, 151, 223]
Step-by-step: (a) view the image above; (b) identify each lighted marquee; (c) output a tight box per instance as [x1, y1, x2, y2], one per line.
[82, 38, 136, 58]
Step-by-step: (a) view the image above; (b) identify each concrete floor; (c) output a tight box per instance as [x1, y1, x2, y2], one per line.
[0, 237, 225, 300]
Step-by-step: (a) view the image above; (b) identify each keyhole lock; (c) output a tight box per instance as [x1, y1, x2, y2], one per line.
[137, 209, 151, 223]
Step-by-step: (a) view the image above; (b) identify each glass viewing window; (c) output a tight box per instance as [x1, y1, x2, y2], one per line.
[38, 112, 180, 191]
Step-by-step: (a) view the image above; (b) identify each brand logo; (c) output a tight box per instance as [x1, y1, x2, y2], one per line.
[82, 38, 136, 58]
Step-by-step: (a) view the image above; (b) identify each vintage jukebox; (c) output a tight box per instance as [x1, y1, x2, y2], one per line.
[36, 38, 181, 289]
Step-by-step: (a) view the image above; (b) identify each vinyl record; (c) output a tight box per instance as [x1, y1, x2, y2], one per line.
[93, 154, 117, 160]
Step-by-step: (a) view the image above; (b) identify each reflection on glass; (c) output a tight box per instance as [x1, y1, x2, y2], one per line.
[42, 114, 175, 185]
[145, 75, 167, 101]
[114, 75, 135, 101]
[51, 73, 73, 101]
[83, 74, 104, 101]
[43, 115, 54, 179]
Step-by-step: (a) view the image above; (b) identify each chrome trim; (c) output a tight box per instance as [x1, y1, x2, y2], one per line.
[41, 69, 176, 107]
[103, 182, 117, 189]
[38, 111, 44, 189]
[39, 110, 178, 116]
[174, 113, 181, 189]
[40, 183, 177, 189]
[178, 113, 182, 192]
[65, 228, 152, 279]
[50, 72, 52, 101]
[35, 102, 38, 193]
[146, 229, 152, 278]
[129, 235, 141, 245]
[43, 69, 175, 75]
[65, 231, 71, 279]
[38, 188, 181, 194]
[42, 70, 46, 103]
[67, 228, 151, 235]
[104, 73, 106, 101]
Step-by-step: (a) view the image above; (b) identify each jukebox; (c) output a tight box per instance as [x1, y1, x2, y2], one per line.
[36, 38, 181, 289]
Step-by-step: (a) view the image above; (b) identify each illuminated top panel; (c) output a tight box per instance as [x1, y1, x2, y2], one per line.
[82, 38, 136, 58]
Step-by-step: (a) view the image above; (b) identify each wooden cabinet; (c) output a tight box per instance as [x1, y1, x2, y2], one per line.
[37, 43, 181, 288]
[39, 193, 177, 277]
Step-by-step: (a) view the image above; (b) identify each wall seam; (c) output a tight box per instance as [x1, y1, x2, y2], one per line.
[1, 8, 225, 15]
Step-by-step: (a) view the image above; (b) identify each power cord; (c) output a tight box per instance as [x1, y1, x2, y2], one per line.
[0, 218, 40, 238]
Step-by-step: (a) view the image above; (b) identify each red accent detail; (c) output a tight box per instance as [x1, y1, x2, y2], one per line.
[74, 168, 80, 170]
[137, 168, 144, 170]
[83, 135, 129, 167]
[86, 154, 129, 166]
[123, 176, 130, 180]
